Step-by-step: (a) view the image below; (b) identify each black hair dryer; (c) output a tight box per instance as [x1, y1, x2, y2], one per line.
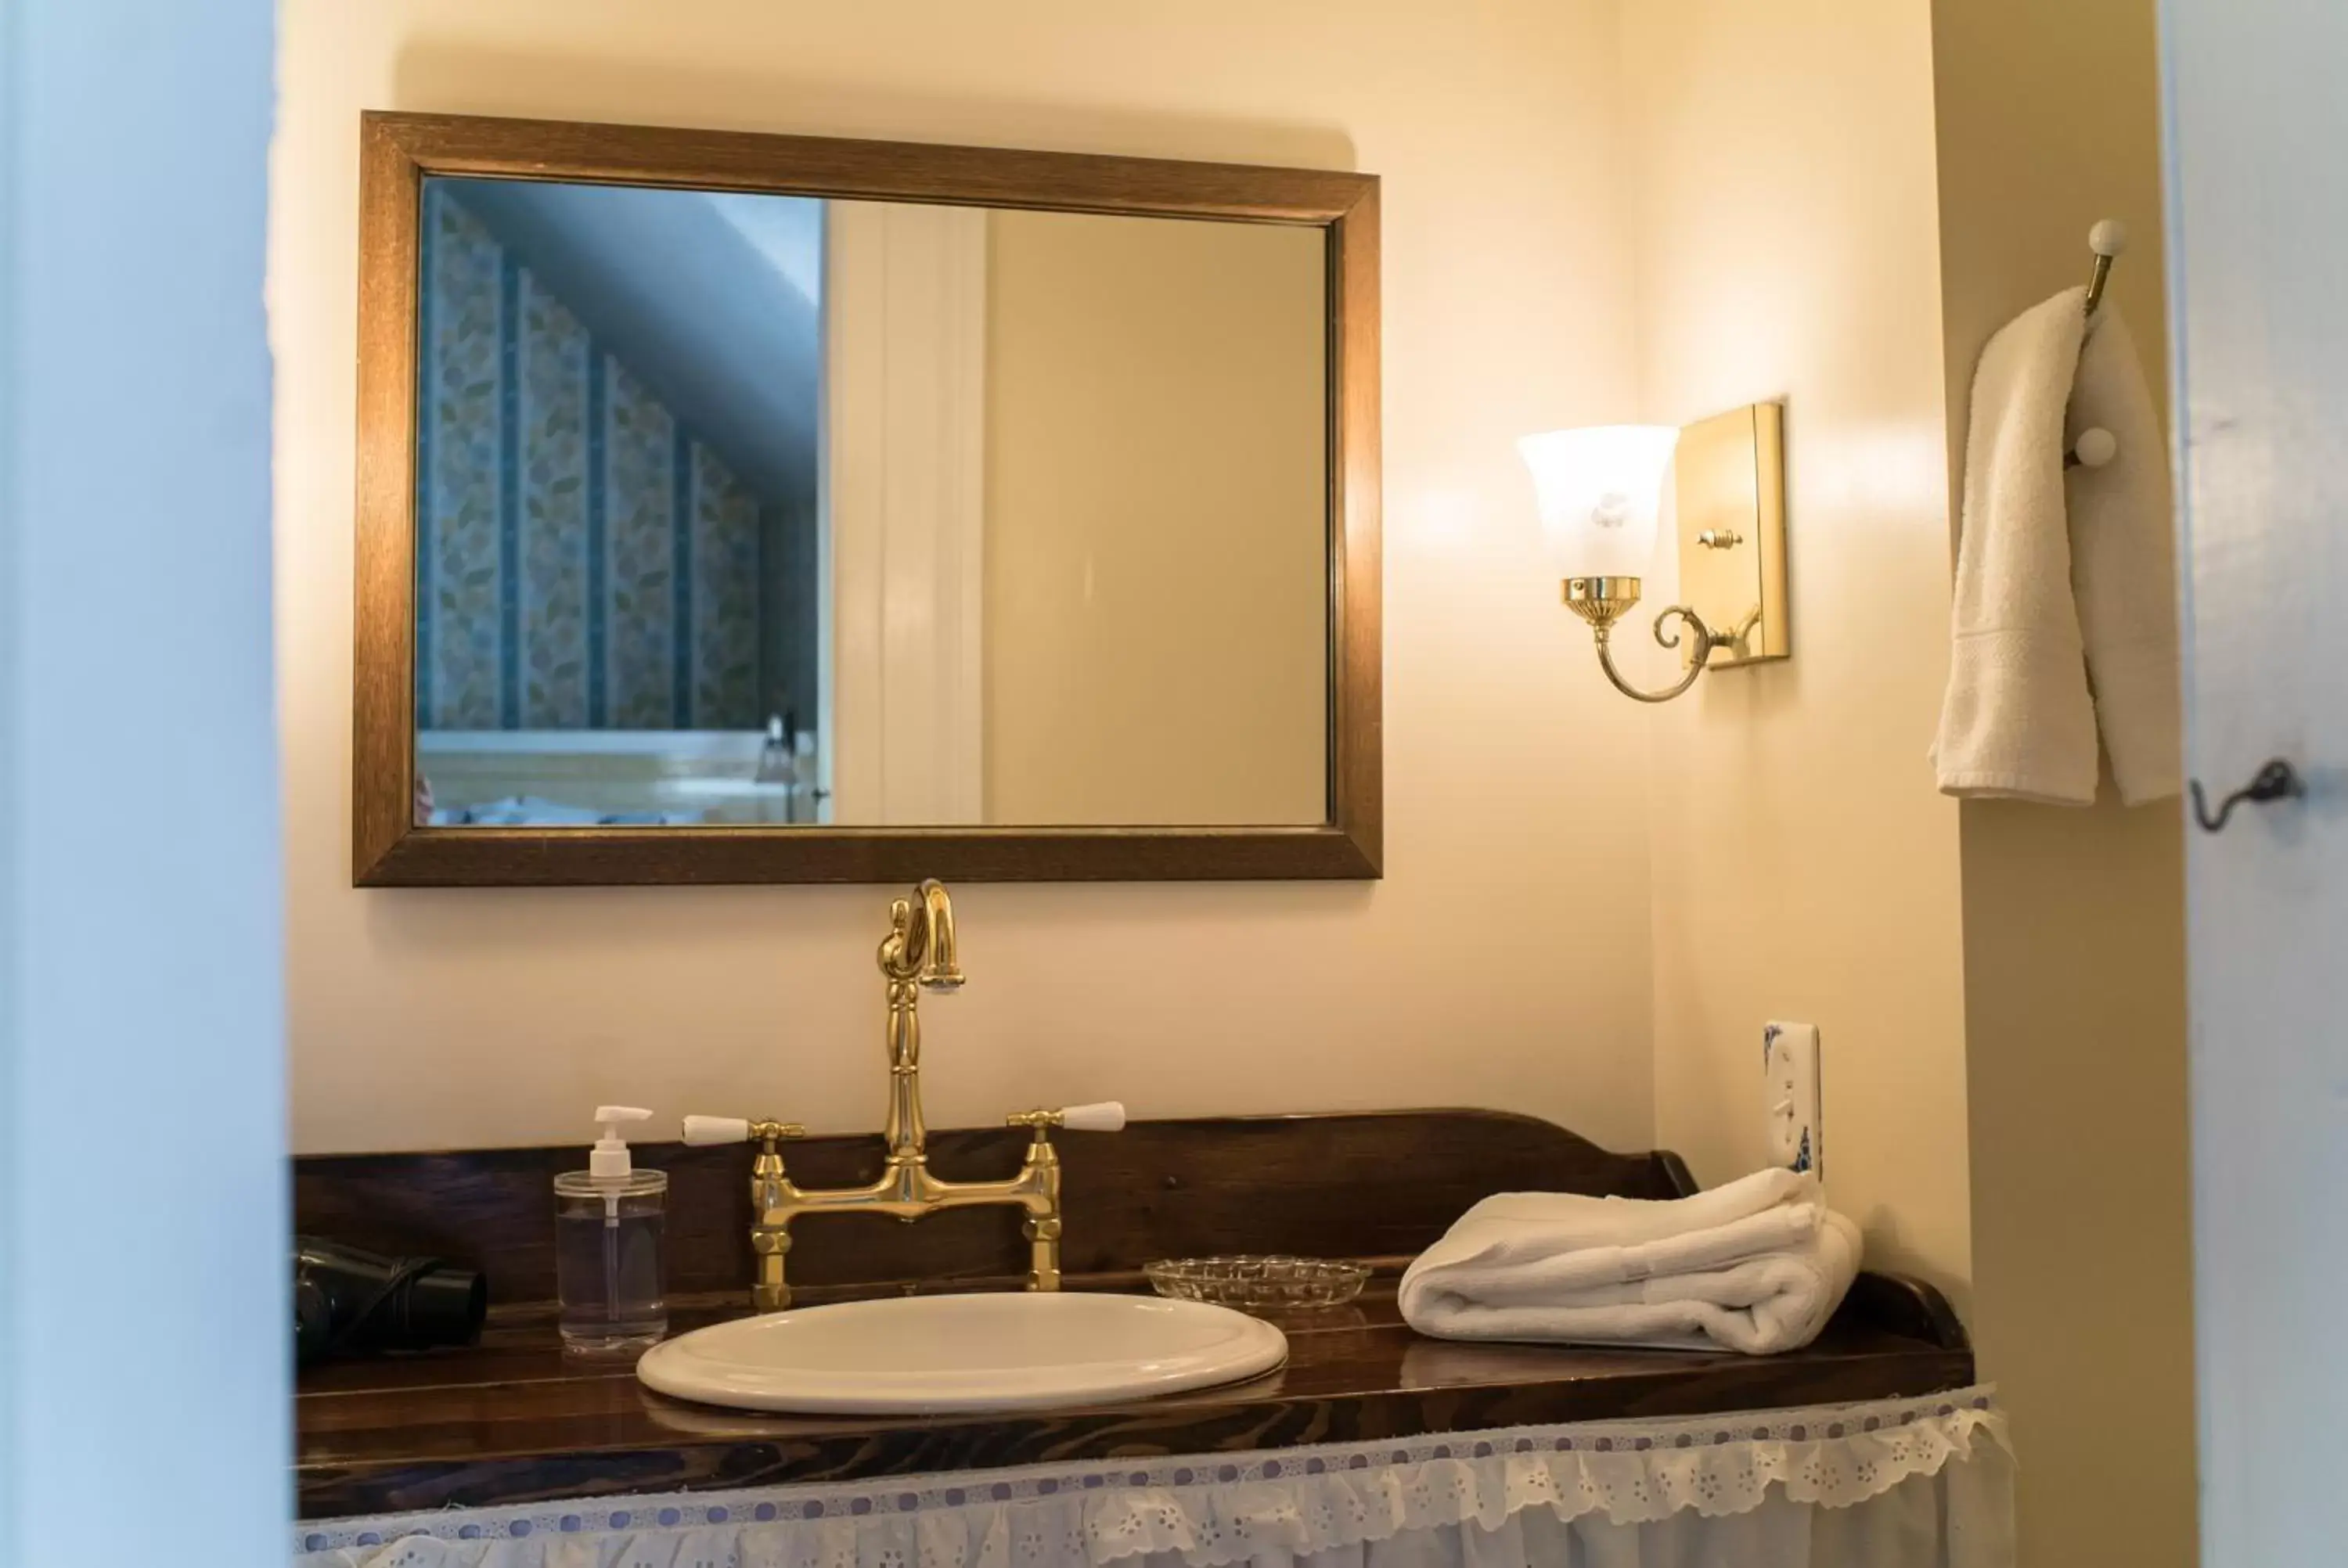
[294, 1236, 487, 1367]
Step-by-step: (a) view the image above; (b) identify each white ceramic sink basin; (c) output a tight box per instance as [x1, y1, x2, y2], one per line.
[637, 1291, 1287, 1414]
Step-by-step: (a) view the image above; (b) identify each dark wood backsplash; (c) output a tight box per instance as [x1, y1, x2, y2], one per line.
[294, 1109, 1695, 1306]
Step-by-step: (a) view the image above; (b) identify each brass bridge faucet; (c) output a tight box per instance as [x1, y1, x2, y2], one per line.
[684, 879, 1125, 1311]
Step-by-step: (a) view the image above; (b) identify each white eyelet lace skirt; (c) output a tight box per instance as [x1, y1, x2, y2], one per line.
[295, 1386, 2013, 1568]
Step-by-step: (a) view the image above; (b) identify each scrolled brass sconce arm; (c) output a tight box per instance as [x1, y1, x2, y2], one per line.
[1595, 605, 1722, 704]
[1564, 576, 1748, 705]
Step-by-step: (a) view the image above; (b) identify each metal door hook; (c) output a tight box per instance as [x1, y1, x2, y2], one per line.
[2189, 759, 2306, 833]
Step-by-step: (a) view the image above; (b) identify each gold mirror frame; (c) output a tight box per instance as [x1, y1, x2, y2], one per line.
[352, 112, 1381, 886]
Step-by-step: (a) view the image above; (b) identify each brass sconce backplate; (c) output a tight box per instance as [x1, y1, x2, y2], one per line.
[1673, 402, 1788, 667]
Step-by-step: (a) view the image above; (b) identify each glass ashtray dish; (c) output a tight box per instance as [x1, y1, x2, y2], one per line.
[1143, 1255, 1370, 1310]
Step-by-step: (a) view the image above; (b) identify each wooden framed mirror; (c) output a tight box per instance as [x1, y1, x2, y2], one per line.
[352, 112, 1379, 886]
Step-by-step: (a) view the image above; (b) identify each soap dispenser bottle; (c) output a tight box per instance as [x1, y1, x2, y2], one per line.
[553, 1106, 668, 1355]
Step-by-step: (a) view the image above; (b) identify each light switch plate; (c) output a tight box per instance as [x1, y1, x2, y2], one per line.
[1763, 1021, 1823, 1176]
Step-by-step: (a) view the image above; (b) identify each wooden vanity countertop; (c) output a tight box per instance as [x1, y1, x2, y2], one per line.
[294, 1112, 1974, 1520]
[294, 1278, 1973, 1520]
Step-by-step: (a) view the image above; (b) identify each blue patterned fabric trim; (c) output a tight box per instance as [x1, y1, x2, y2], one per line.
[495, 250, 522, 730]
[412, 183, 774, 732]
[585, 347, 609, 726]
[414, 185, 436, 730]
[671, 421, 694, 726]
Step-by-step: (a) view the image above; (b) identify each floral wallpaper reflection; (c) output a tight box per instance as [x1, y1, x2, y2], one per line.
[416, 185, 764, 731]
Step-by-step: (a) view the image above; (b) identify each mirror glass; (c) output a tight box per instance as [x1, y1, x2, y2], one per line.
[411, 176, 1331, 829]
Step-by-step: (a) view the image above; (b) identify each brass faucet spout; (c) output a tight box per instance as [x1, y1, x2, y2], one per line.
[914, 879, 963, 990]
[880, 878, 963, 991]
[740, 880, 1069, 1312]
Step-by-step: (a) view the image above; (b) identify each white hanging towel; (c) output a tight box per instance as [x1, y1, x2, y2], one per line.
[1933, 288, 2099, 803]
[1397, 1168, 1861, 1355]
[1933, 286, 2182, 804]
[2070, 309, 2183, 804]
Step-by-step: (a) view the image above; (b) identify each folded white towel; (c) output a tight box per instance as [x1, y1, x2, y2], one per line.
[1397, 1168, 1861, 1356]
[1933, 287, 2100, 804]
[2069, 309, 2182, 804]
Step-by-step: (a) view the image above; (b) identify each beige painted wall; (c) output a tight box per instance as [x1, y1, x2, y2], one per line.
[272, 0, 1658, 1153]
[1930, 0, 2198, 1561]
[981, 209, 1327, 825]
[1622, 0, 2195, 1556]
[1619, 0, 1975, 1298]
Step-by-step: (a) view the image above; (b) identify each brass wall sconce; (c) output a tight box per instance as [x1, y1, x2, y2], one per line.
[1520, 404, 1789, 703]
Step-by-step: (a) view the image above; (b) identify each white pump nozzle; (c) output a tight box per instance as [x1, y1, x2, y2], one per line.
[590, 1105, 653, 1179]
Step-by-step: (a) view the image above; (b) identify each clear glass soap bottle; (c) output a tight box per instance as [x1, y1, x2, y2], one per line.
[554, 1106, 668, 1355]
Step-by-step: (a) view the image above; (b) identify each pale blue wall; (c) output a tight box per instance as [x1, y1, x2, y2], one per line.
[0, 2, 286, 1564]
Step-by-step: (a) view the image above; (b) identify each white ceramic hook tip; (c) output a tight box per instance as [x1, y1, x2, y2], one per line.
[2088, 218, 2129, 258]
[2073, 427, 2119, 468]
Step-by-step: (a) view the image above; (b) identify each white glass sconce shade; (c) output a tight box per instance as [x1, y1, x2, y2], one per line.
[1516, 425, 1680, 579]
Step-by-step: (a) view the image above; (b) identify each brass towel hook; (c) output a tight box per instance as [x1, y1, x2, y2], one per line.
[2083, 218, 2127, 317]
[2189, 759, 2305, 833]
[2063, 221, 2129, 473]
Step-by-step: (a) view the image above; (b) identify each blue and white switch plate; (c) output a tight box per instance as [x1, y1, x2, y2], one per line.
[1763, 1020, 1823, 1177]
